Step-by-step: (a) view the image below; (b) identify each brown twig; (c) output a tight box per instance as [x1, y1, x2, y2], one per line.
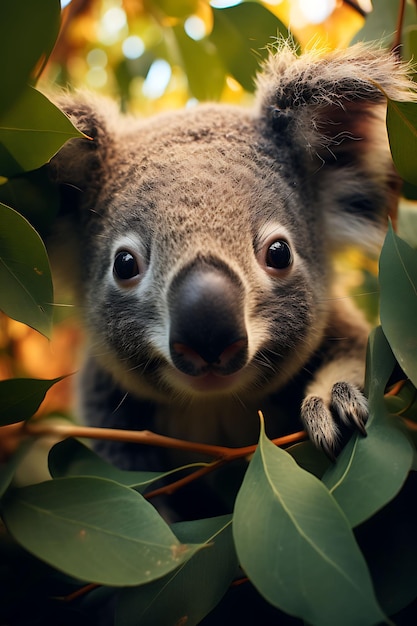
[385, 379, 407, 396]
[23, 420, 307, 461]
[402, 417, 417, 430]
[144, 458, 229, 500]
[23, 418, 306, 501]
[392, 0, 406, 53]
[145, 428, 307, 499]
[23, 421, 241, 458]
[60, 582, 99, 603]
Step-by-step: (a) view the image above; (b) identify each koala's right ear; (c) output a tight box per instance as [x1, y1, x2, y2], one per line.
[48, 92, 118, 212]
[46, 94, 119, 293]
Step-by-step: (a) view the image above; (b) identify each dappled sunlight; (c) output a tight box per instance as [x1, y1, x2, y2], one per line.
[45, 0, 368, 114]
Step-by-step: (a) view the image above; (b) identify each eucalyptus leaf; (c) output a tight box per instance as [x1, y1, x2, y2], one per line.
[0, 203, 53, 337]
[379, 224, 417, 386]
[48, 438, 205, 492]
[0, 87, 84, 178]
[152, 0, 199, 19]
[210, 3, 290, 93]
[233, 421, 387, 626]
[48, 438, 161, 487]
[386, 99, 417, 186]
[351, 0, 417, 47]
[0, 376, 64, 426]
[322, 327, 413, 527]
[2, 477, 201, 586]
[356, 474, 417, 618]
[0, 0, 61, 116]
[384, 379, 417, 421]
[398, 200, 417, 247]
[116, 515, 237, 626]
[286, 441, 331, 479]
[403, 25, 417, 70]
[173, 26, 225, 101]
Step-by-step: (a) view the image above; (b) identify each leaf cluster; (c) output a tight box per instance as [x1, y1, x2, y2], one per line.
[0, 0, 82, 339]
[1, 1, 417, 625]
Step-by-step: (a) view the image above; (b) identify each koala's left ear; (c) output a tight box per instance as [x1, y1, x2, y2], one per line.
[256, 44, 415, 251]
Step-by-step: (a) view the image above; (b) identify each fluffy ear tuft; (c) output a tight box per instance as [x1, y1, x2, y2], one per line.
[256, 43, 416, 252]
[256, 42, 414, 149]
[45, 93, 121, 294]
[48, 91, 120, 204]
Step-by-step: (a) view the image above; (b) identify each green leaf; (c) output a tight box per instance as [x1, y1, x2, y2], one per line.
[322, 327, 414, 527]
[356, 475, 417, 617]
[0, 0, 61, 117]
[151, 0, 198, 19]
[0, 376, 64, 426]
[351, 0, 417, 47]
[173, 26, 225, 101]
[403, 25, 417, 70]
[0, 87, 84, 178]
[210, 3, 289, 93]
[0, 167, 59, 236]
[116, 515, 237, 626]
[379, 224, 417, 386]
[286, 441, 331, 479]
[48, 438, 160, 487]
[384, 379, 417, 421]
[0, 203, 53, 337]
[398, 199, 417, 247]
[48, 438, 205, 492]
[233, 421, 387, 626]
[386, 99, 417, 186]
[2, 477, 201, 586]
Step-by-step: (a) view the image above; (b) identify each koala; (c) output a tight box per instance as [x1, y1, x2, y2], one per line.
[48, 44, 412, 488]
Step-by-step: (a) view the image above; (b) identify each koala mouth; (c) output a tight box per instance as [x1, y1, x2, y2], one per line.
[169, 367, 246, 396]
[166, 333, 250, 396]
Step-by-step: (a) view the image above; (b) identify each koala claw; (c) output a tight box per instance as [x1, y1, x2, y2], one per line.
[301, 382, 368, 460]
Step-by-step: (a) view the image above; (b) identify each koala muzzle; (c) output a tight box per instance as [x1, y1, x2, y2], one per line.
[168, 264, 248, 377]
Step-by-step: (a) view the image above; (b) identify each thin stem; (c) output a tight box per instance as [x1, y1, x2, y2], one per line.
[23, 421, 307, 460]
[385, 379, 406, 396]
[60, 583, 99, 603]
[145, 458, 228, 499]
[23, 422, 237, 458]
[392, 0, 406, 53]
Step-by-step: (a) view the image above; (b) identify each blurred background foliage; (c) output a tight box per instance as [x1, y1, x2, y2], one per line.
[45, 0, 368, 114]
[0, 0, 415, 445]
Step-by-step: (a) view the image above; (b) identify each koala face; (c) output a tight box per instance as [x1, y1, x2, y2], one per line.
[49, 43, 413, 456]
[79, 106, 329, 403]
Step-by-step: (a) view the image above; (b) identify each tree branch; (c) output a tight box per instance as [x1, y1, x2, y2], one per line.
[392, 0, 406, 53]
[23, 420, 307, 459]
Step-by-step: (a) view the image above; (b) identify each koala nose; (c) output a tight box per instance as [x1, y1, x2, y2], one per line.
[168, 264, 248, 376]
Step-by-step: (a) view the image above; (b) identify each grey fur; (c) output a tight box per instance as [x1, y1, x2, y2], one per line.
[47, 44, 414, 484]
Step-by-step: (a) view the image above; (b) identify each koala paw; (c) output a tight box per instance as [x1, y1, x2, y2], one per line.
[301, 382, 368, 460]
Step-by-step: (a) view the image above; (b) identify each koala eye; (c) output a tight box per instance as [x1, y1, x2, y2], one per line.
[113, 250, 141, 282]
[265, 240, 292, 270]
[257, 236, 293, 277]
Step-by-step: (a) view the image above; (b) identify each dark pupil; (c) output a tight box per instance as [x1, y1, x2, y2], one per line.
[114, 251, 139, 279]
[266, 240, 292, 269]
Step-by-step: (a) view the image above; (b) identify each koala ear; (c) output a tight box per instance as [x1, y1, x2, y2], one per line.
[256, 44, 415, 251]
[46, 94, 120, 293]
[48, 92, 119, 212]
